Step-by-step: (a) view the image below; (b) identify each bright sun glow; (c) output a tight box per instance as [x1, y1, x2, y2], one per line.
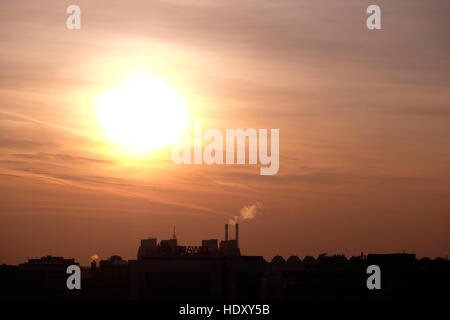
[96, 74, 189, 153]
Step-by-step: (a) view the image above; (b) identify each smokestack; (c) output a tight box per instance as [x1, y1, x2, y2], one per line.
[235, 223, 239, 248]
[91, 260, 97, 275]
[225, 224, 228, 241]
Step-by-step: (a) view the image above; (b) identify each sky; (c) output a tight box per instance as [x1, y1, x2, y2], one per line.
[0, 0, 449, 265]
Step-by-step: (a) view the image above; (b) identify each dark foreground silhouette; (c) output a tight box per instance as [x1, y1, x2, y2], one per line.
[1, 224, 448, 300]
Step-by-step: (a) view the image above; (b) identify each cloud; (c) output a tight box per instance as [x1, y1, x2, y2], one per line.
[0, 138, 48, 149]
[11, 152, 113, 164]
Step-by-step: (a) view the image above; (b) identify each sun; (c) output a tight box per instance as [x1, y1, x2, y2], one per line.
[96, 74, 189, 154]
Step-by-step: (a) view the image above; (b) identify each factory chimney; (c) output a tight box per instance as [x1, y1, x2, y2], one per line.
[90, 260, 97, 275]
[225, 224, 228, 241]
[235, 223, 239, 248]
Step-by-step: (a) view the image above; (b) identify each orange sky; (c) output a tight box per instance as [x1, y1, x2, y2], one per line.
[0, 0, 449, 265]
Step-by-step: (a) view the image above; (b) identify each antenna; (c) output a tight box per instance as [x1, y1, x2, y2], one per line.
[172, 225, 177, 240]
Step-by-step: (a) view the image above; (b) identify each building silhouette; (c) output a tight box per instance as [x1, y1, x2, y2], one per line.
[130, 223, 261, 299]
[0, 224, 449, 300]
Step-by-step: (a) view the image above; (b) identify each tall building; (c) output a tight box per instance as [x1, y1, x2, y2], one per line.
[130, 223, 264, 299]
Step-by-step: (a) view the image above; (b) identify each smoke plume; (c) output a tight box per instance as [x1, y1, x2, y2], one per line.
[229, 202, 262, 225]
[91, 254, 99, 261]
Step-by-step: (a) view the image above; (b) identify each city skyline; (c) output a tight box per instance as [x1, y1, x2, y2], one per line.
[2, 223, 447, 300]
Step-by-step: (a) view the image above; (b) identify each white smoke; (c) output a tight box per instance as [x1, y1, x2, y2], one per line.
[229, 202, 263, 225]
